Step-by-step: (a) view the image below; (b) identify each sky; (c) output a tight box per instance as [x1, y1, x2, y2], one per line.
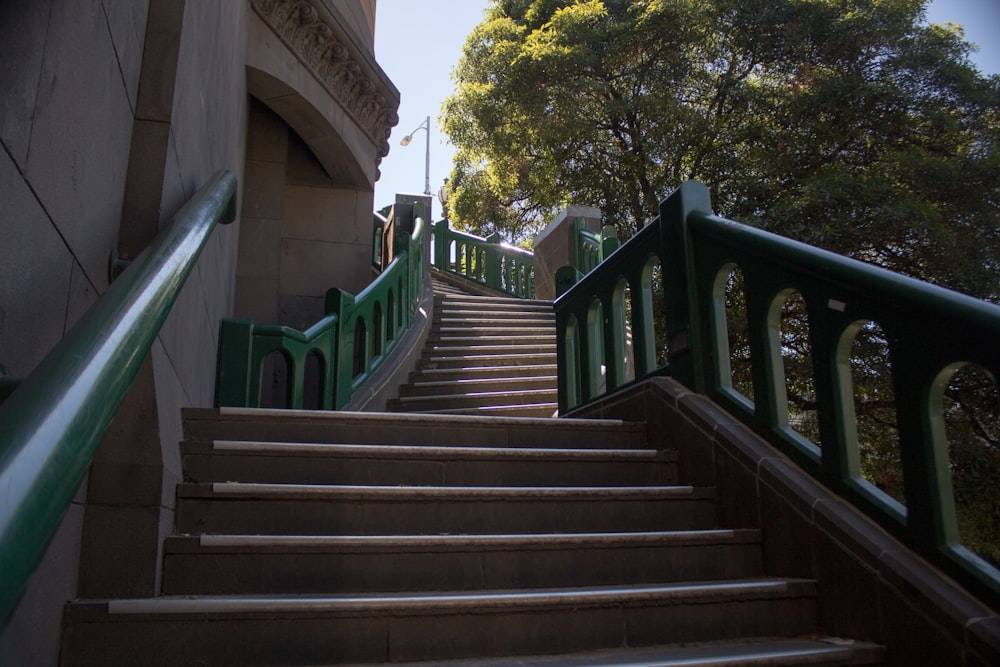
[372, 0, 1000, 212]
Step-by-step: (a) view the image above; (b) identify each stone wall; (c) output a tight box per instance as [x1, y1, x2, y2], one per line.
[0, 2, 150, 662]
[533, 205, 602, 301]
[0, 1, 394, 663]
[236, 99, 375, 331]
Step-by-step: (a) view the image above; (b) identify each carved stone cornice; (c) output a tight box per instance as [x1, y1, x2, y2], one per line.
[251, 0, 399, 163]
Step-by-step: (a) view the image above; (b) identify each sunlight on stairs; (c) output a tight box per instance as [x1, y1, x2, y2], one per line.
[60, 408, 885, 665]
[388, 275, 559, 417]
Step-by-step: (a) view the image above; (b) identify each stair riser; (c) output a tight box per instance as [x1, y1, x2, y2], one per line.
[390, 391, 557, 411]
[417, 355, 555, 369]
[399, 378, 556, 397]
[434, 309, 553, 319]
[182, 453, 677, 486]
[426, 345, 557, 356]
[412, 404, 559, 417]
[425, 336, 556, 346]
[437, 297, 552, 309]
[162, 540, 762, 595]
[182, 413, 647, 450]
[409, 366, 557, 382]
[175, 496, 718, 535]
[433, 324, 554, 332]
[62, 594, 815, 666]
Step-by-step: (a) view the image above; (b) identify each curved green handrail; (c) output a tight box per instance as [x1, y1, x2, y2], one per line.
[0, 170, 238, 628]
[215, 211, 426, 410]
[432, 220, 535, 298]
[554, 180, 1000, 608]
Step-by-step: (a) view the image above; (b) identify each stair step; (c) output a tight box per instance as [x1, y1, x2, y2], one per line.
[182, 440, 678, 485]
[412, 364, 558, 381]
[427, 334, 556, 345]
[175, 482, 718, 535]
[435, 319, 553, 327]
[400, 375, 556, 397]
[162, 528, 762, 595]
[182, 408, 648, 450]
[409, 402, 560, 417]
[437, 296, 552, 309]
[62, 580, 817, 666]
[420, 352, 555, 369]
[335, 638, 886, 666]
[391, 388, 557, 411]
[436, 304, 553, 315]
[426, 343, 557, 356]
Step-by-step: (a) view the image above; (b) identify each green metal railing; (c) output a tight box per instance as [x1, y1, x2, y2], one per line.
[574, 219, 620, 275]
[432, 219, 535, 298]
[554, 180, 1000, 608]
[215, 205, 426, 410]
[0, 170, 238, 628]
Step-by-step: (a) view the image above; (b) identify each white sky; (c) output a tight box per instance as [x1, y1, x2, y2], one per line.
[373, 0, 1000, 212]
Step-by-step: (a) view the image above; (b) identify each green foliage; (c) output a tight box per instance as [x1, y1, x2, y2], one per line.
[443, 0, 1000, 566]
[444, 0, 1000, 298]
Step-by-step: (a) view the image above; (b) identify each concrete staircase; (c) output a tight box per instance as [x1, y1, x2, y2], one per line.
[388, 275, 558, 417]
[61, 408, 885, 666]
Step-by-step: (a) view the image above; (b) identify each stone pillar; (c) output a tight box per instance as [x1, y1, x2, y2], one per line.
[533, 205, 602, 301]
[393, 192, 433, 263]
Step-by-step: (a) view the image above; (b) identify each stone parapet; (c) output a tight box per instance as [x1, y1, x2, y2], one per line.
[533, 205, 602, 301]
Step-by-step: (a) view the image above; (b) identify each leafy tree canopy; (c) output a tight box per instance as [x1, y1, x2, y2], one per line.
[442, 0, 1000, 300]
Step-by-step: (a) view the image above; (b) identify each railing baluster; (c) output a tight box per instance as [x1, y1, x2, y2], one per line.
[553, 179, 1000, 609]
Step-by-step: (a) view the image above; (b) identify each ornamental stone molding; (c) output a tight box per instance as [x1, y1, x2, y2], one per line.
[251, 0, 399, 162]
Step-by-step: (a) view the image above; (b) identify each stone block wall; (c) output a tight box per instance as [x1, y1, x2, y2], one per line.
[0, 3, 150, 662]
[0, 1, 397, 662]
[533, 205, 602, 301]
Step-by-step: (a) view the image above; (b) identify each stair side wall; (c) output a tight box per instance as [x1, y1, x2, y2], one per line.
[0, 1, 395, 663]
[566, 376, 1000, 666]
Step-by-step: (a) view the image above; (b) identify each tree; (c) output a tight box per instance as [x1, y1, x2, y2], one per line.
[443, 0, 1000, 298]
[443, 0, 1000, 566]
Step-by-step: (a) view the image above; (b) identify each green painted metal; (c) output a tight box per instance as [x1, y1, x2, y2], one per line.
[215, 206, 426, 410]
[574, 220, 620, 275]
[0, 170, 238, 629]
[554, 180, 1000, 608]
[432, 219, 535, 298]
[430, 216, 618, 298]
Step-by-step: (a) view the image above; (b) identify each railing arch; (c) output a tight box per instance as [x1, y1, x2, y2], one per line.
[554, 180, 1000, 609]
[216, 208, 427, 411]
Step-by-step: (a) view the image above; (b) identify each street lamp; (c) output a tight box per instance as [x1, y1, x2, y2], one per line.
[400, 115, 431, 196]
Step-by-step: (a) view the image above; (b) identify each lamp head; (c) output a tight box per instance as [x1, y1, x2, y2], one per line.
[400, 135, 412, 147]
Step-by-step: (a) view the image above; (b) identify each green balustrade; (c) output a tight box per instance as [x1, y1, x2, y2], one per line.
[215, 207, 426, 410]
[574, 220, 620, 275]
[554, 180, 1000, 608]
[0, 170, 238, 628]
[432, 219, 535, 298]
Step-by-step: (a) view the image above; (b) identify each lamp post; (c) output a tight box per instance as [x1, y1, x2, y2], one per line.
[400, 115, 431, 196]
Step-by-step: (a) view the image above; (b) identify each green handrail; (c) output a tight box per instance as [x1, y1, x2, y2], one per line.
[432, 219, 535, 298]
[554, 180, 1000, 608]
[215, 207, 426, 410]
[574, 220, 620, 275]
[0, 170, 238, 628]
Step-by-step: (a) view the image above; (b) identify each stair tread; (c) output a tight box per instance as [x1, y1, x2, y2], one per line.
[204, 407, 630, 429]
[182, 482, 710, 500]
[195, 440, 665, 460]
[166, 528, 761, 552]
[395, 388, 557, 401]
[83, 579, 815, 616]
[333, 638, 884, 667]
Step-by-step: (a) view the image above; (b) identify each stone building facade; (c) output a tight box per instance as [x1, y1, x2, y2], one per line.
[0, 1, 397, 663]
